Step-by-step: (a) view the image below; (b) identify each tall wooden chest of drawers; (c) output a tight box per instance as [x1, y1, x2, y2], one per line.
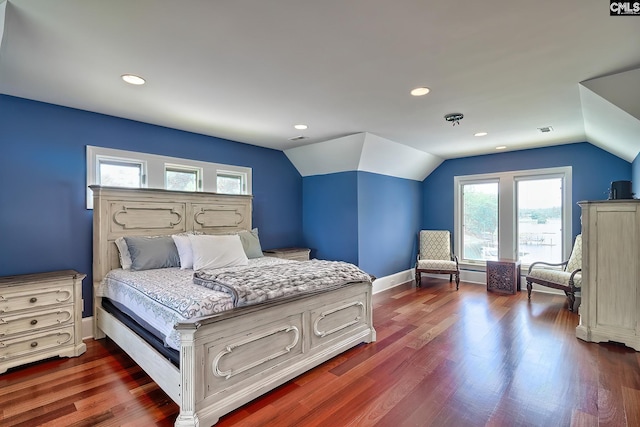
[0, 270, 86, 373]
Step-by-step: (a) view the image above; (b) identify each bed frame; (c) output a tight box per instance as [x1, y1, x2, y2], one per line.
[91, 186, 376, 427]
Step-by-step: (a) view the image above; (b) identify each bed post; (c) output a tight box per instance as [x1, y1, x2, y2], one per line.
[91, 185, 107, 340]
[175, 328, 202, 427]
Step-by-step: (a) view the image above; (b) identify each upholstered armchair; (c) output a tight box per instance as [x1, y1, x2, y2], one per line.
[526, 234, 582, 312]
[415, 230, 460, 290]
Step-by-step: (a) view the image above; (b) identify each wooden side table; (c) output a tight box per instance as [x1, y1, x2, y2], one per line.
[486, 259, 521, 294]
[263, 247, 311, 261]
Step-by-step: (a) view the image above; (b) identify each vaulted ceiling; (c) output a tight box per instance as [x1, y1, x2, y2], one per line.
[1, 0, 639, 178]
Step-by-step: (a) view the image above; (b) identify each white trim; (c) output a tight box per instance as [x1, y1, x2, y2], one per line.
[427, 268, 567, 296]
[82, 316, 94, 340]
[86, 145, 252, 208]
[372, 269, 414, 294]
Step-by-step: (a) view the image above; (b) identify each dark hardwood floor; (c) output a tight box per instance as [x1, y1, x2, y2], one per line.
[2, 278, 640, 427]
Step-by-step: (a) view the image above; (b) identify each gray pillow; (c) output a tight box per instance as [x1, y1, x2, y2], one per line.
[124, 236, 181, 271]
[237, 228, 263, 259]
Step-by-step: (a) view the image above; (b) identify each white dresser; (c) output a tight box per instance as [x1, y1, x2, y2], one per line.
[0, 270, 87, 373]
[576, 200, 640, 351]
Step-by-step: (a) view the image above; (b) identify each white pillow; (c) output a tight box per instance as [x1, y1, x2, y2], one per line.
[115, 237, 133, 270]
[189, 234, 249, 271]
[172, 234, 194, 270]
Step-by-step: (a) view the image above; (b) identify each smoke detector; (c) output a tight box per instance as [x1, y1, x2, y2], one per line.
[444, 113, 464, 126]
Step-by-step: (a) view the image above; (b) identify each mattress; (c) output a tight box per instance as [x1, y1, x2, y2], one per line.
[97, 257, 293, 350]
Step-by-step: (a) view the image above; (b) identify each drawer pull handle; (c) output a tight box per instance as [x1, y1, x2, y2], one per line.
[31, 319, 38, 325]
[31, 341, 38, 348]
[30, 297, 37, 303]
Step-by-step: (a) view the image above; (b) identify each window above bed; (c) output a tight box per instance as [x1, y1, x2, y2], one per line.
[86, 146, 252, 208]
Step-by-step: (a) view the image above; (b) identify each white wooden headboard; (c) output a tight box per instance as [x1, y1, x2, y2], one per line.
[90, 185, 253, 284]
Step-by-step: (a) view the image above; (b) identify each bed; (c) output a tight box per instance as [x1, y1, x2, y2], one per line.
[91, 185, 376, 427]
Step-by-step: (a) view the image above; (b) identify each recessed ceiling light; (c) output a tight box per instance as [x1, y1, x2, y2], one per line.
[474, 132, 488, 137]
[410, 87, 430, 96]
[121, 74, 146, 85]
[294, 124, 308, 130]
[496, 146, 507, 150]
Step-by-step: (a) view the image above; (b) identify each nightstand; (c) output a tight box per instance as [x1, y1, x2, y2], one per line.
[0, 270, 87, 373]
[263, 247, 311, 261]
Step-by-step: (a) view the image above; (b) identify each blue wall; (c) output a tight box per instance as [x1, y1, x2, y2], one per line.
[0, 95, 303, 316]
[357, 172, 422, 278]
[302, 172, 359, 265]
[302, 171, 422, 278]
[422, 142, 632, 240]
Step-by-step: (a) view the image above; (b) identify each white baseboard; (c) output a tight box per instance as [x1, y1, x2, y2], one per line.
[372, 269, 414, 294]
[428, 268, 566, 295]
[459, 269, 485, 285]
[82, 316, 94, 340]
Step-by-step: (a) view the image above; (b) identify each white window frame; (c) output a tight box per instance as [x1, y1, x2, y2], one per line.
[216, 169, 248, 194]
[165, 163, 203, 192]
[86, 146, 252, 208]
[453, 166, 572, 270]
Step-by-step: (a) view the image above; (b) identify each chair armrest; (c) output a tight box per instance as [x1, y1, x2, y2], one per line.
[527, 260, 568, 274]
[569, 268, 582, 282]
[451, 254, 459, 267]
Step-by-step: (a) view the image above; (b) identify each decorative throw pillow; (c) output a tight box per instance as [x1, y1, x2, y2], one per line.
[189, 234, 249, 271]
[123, 236, 181, 271]
[238, 228, 264, 259]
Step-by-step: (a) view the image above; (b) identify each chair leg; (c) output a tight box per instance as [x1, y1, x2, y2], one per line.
[566, 291, 576, 312]
[526, 280, 532, 299]
[455, 272, 460, 291]
[415, 271, 421, 287]
[449, 274, 452, 282]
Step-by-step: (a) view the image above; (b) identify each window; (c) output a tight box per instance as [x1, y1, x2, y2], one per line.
[98, 159, 144, 188]
[454, 167, 572, 267]
[517, 177, 563, 265]
[165, 164, 201, 192]
[461, 181, 499, 261]
[87, 146, 251, 208]
[216, 171, 244, 194]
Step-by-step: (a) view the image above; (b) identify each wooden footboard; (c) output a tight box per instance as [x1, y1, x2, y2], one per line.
[177, 282, 374, 426]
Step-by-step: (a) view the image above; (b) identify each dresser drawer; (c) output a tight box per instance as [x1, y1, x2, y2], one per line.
[0, 326, 74, 361]
[0, 305, 74, 337]
[0, 285, 74, 314]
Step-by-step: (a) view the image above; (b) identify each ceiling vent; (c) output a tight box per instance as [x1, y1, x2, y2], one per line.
[538, 126, 554, 133]
[288, 135, 308, 141]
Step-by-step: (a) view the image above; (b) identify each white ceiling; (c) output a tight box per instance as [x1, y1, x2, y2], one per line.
[1, 0, 639, 172]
